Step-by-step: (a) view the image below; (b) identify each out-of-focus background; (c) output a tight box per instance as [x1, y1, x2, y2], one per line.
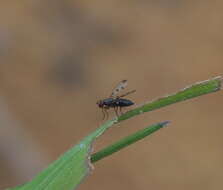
[1, 1, 223, 190]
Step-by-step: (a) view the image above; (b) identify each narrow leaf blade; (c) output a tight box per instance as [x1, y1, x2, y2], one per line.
[91, 121, 170, 163]
[7, 119, 117, 190]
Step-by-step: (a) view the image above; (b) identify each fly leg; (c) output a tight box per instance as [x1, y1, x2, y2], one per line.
[114, 106, 119, 117]
[101, 108, 105, 120]
[119, 106, 123, 115]
[104, 108, 109, 120]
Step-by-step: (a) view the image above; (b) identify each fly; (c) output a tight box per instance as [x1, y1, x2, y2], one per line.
[97, 80, 135, 120]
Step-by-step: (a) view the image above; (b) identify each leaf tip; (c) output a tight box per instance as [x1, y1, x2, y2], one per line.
[219, 76, 223, 90]
[159, 121, 170, 127]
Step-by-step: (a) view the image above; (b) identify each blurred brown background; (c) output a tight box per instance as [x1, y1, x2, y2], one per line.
[1, 1, 223, 190]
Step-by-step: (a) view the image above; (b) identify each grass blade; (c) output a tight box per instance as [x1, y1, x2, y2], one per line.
[7, 76, 222, 190]
[118, 76, 222, 121]
[7, 119, 117, 190]
[91, 121, 170, 163]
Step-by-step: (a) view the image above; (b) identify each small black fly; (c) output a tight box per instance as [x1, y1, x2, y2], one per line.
[97, 80, 135, 120]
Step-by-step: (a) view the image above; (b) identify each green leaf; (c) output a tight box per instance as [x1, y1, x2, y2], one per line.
[118, 76, 222, 121]
[91, 121, 170, 163]
[7, 119, 117, 190]
[7, 76, 222, 190]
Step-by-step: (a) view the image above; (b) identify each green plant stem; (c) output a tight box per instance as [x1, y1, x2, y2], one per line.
[118, 76, 222, 122]
[91, 121, 169, 163]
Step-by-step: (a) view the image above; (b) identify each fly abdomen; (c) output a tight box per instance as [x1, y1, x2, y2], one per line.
[115, 98, 134, 107]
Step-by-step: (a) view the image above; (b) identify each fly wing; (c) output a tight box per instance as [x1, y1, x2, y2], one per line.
[119, 90, 136, 98]
[110, 80, 128, 97]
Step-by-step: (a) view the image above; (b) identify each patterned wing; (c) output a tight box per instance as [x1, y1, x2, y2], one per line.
[110, 80, 128, 97]
[119, 90, 136, 98]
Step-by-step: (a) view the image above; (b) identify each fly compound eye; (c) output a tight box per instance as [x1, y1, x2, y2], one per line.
[96, 100, 103, 107]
